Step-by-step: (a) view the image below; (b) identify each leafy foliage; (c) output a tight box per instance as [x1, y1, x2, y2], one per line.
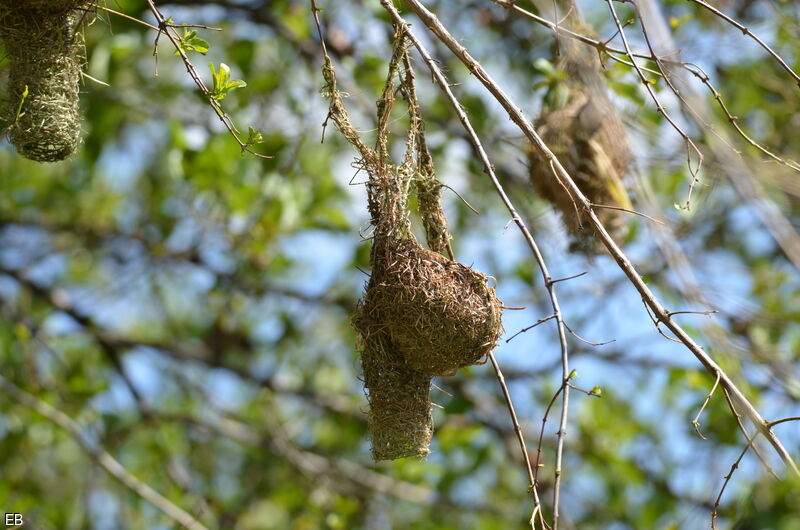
[0, 0, 798, 528]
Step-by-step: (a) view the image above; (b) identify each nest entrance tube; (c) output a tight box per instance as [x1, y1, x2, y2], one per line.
[0, 1, 88, 162]
[320, 25, 503, 460]
[355, 324, 433, 461]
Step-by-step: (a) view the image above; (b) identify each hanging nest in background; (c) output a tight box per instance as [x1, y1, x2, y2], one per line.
[528, 25, 632, 254]
[0, 0, 89, 162]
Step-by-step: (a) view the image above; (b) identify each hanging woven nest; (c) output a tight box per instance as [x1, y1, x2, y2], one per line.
[353, 236, 502, 460]
[322, 27, 503, 460]
[0, 0, 89, 162]
[529, 26, 632, 253]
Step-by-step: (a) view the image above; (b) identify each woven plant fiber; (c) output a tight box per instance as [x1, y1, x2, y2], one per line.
[0, 0, 88, 161]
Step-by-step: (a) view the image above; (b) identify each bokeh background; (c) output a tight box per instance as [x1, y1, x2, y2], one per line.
[1, 0, 799, 528]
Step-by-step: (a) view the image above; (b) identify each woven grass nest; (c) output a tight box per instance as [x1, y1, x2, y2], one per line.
[357, 239, 502, 377]
[529, 29, 632, 253]
[0, 0, 89, 162]
[354, 238, 503, 460]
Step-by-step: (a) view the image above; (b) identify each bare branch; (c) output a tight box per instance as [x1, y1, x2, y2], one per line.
[487, 352, 548, 529]
[692, 372, 720, 440]
[563, 322, 616, 347]
[681, 62, 800, 172]
[721, 388, 779, 480]
[589, 203, 665, 226]
[769, 417, 800, 428]
[682, 0, 800, 87]
[507, 314, 558, 343]
[711, 437, 752, 529]
[489, 0, 664, 74]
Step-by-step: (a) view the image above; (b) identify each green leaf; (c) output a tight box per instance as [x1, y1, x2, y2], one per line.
[669, 14, 691, 30]
[544, 83, 571, 109]
[177, 28, 210, 55]
[208, 62, 247, 100]
[13, 84, 28, 124]
[533, 57, 555, 75]
[246, 126, 264, 146]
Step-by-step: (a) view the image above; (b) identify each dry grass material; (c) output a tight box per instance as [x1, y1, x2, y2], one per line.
[529, 26, 632, 253]
[359, 238, 502, 377]
[0, 0, 89, 162]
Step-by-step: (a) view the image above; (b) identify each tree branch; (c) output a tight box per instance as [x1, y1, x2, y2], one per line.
[398, 0, 799, 477]
[0, 375, 208, 530]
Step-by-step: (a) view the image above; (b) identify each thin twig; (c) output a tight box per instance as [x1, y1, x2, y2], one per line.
[0, 375, 208, 530]
[90, 4, 161, 32]
[692, 371, 720, 440]
[440, 183, 481, 215]
[590, 203, 665, 225]
[487, 351, 546, 529]
[682, 62, 800, 172]
[533, 374, 574, 491]
[711, 389, 780, 528]
[563, 322, 616, 347]
[721, 388, 779, 480]
[144, 0, 271, 158]
[682, 0, 800, 88]
[768, 416, 800, 428]
[668, 309, 719, 317]
[548, 271, 587, 285]
[489, 0, 664, 75]
[711, 437, 752, 529]
[507, 314, 558, 343]
[567, 383, 602, 397]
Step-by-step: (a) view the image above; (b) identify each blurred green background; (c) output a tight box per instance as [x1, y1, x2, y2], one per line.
[1, 0, 799, 528]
